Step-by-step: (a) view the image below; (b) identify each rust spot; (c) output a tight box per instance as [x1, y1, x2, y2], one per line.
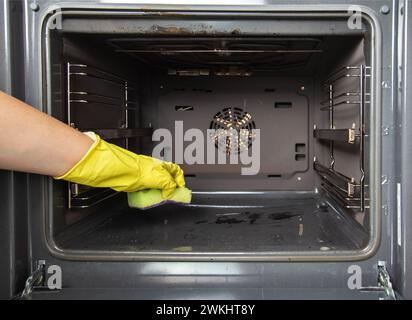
[151, 25, 193, 34]
[148, 24, 228, 36]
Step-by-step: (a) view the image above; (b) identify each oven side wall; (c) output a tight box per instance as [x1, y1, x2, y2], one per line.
[394, 0, 412, 300]
[0, 0, 29, 300]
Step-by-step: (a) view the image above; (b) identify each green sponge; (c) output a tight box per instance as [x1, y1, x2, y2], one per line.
[127, 187, 192, 210]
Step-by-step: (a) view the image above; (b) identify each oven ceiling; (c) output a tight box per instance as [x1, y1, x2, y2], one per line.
[105, 37, 323, 74]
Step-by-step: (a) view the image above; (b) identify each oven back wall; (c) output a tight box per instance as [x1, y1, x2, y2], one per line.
[141, 75, 314, 190]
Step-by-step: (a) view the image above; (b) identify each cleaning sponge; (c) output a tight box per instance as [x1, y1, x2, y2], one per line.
[127, 187, 192, 210]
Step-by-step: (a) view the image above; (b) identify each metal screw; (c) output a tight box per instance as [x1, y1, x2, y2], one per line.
[300, 86, 305, 91]
[380, 5, 390, 15]
[30, 2, 40, 12]
[382, 81, 391, 89]
[318, 202, 329, 212]
[297, 176, 302, 181]
[382, 204, 388, 216]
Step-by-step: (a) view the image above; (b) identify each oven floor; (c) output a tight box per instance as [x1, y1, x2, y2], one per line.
[56, 193, 368, 252]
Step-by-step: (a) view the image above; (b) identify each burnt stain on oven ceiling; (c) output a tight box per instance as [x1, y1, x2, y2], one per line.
[149, 24, 242, 36]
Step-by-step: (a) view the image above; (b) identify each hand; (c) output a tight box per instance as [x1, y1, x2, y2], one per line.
[132, 155, 186, 198]
[55, 133, 186, 199]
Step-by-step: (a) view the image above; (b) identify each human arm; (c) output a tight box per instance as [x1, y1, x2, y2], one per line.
[0, 91, 93, 176]
[0, 91, 185, 198]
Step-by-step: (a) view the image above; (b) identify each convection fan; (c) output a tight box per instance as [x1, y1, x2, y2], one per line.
[209, 107, 256, 155]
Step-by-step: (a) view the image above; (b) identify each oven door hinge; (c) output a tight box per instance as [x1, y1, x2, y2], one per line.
[360, 261, 397, 300]
[377, 261, 397, 300]
[14, 260, 48, 300]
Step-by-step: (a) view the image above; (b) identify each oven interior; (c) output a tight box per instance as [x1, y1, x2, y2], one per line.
[46, 20, 372, 257]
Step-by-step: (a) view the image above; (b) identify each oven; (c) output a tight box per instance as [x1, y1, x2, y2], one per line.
[0, 0, 411, 300]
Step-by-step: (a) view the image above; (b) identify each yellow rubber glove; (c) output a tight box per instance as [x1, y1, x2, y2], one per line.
[54, 132, 185, 199]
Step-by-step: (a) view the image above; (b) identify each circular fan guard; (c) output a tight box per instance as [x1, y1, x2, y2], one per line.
[209, 107, 256, 155]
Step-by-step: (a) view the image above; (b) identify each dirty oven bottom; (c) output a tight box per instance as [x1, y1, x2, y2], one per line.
[55, 193, 368, 254]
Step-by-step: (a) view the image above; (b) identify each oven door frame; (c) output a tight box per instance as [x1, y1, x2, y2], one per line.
[39, 2, 382, 262]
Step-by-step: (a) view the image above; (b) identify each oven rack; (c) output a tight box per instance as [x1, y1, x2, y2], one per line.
[314, 65, 370, 211]
[66, 62, 151, 209]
